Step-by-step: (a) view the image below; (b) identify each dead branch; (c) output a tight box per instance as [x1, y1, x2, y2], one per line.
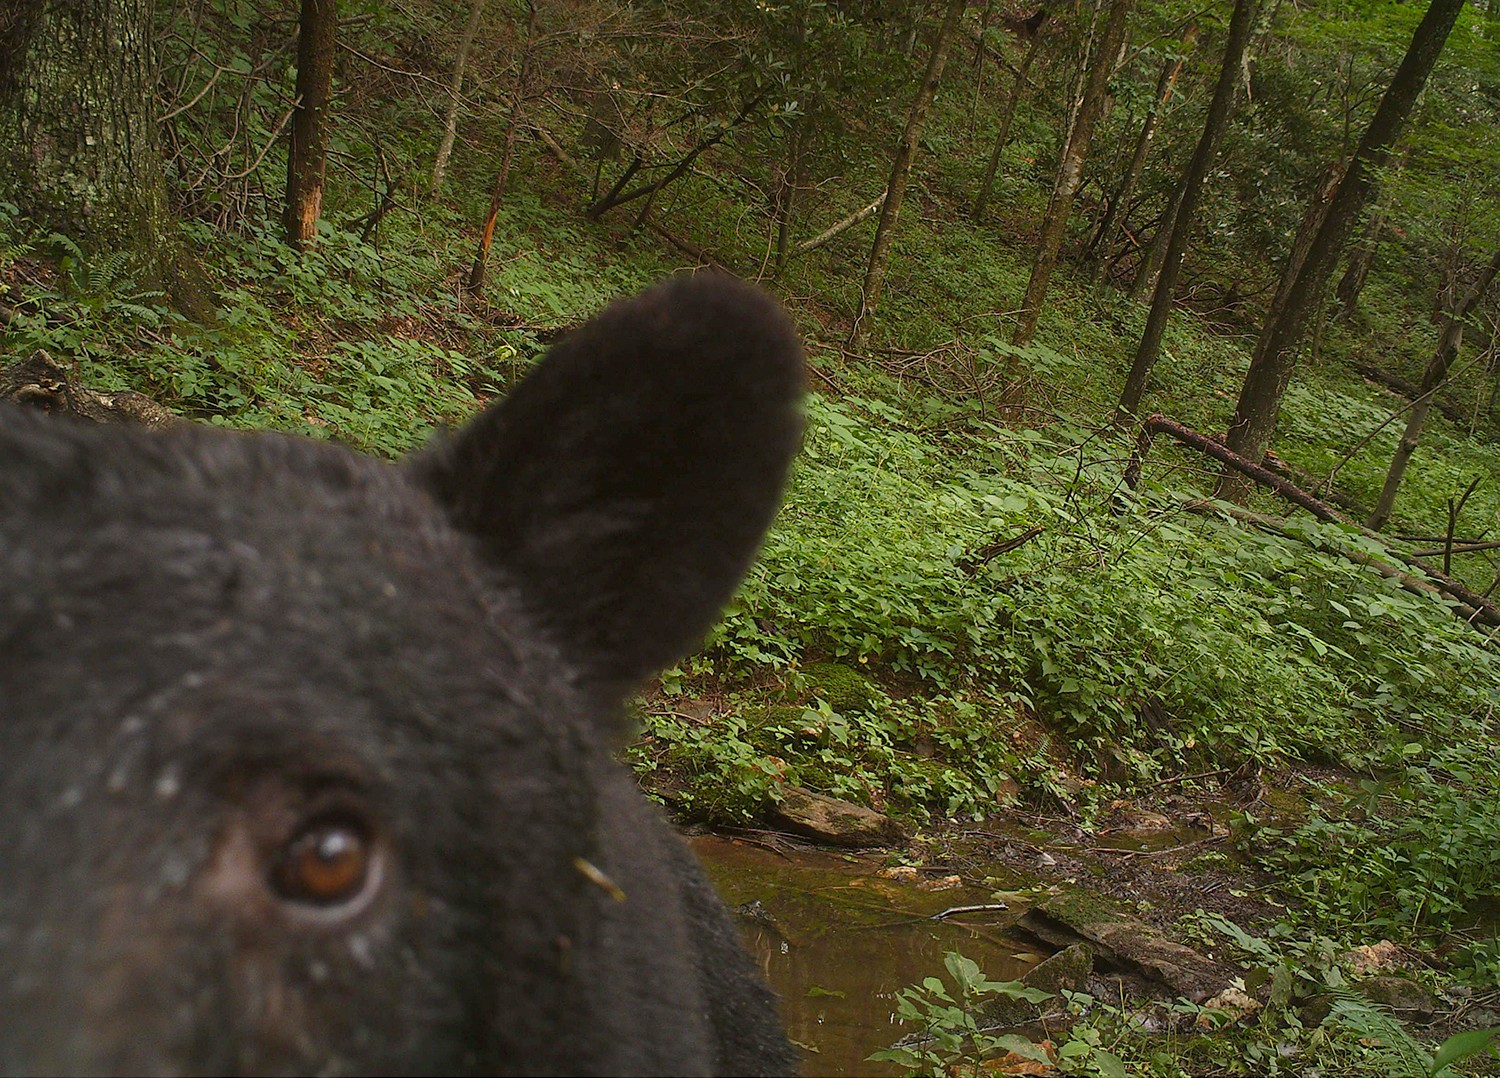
[1129, 414, 1500, 629]
[790, 192, 888, 257]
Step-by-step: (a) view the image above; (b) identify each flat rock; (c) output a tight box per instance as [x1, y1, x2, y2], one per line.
[1017, 893, 1236, 1003]
[770, 787, 907, 847]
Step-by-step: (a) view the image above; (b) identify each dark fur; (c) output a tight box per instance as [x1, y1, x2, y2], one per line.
[0, 275, 802, 1076]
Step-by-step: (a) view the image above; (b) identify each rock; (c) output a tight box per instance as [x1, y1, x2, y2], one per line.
[1196, 985, 1261, 1028]
[770, 787, 907, 847]
[1017, 893, 1237, 1003]
[1342, 940, 1402, 976]
[797, 662, 881, 712]
[1023, 943, 1094, 997]
[1355, 975, 1440, 1022]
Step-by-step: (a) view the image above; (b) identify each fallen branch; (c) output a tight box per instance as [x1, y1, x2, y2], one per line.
[932, 903, 1010, 920]
[960, 525, 1045, 574]
[1129, 414, 1500, 629]
[790, 192, 888, 257]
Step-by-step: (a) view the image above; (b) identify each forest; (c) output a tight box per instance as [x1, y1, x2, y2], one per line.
[1, 0, 1499, 1073]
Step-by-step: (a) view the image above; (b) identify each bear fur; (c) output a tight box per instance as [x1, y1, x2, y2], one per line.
[0, 275, 802, 1076]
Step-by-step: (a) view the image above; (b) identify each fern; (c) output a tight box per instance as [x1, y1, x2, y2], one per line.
[1321, 987, 1431, 1077]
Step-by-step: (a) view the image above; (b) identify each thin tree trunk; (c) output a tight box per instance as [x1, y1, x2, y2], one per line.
[585, 92, 765, 220]
[1088, 21, 1195, 282]
[1117, 0, 1255, 416]
[1220, 0, 1466, 500]
[1332, 208, 1384, 319]
[284, 0, 337, 249]
[1011, 0, 1135, 348]
[466, 0, 536, 296]
[1367, 246, 1500, 530]
[430, 0, 486, 195]
[849, 0, 967, 351]
[1128, 168, 1185, 301]
[972, 27, 1046, 222]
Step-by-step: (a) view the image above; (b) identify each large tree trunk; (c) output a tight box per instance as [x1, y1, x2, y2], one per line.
[848, 0, 966, 351]
[1220, 0, 1465, 500]
[971, 25, 1047, 223]
[430, 0, 487, 195]
[1367, 246, 1500, 530]
[1087, 20, 1195, 282]
[0, 0, 209, 315]
[1011, 0, 1135, 348]
[284, 0, 338, 250]
[1117, 0, 1255, 417]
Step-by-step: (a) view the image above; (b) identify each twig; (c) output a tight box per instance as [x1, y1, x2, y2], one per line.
[933, 903, 1010, 919]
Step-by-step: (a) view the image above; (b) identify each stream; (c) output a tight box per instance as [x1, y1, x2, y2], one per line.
[691, 835, 1041, 1076]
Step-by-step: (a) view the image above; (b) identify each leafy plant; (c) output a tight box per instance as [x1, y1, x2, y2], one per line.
[868, 951, 1052, 1075]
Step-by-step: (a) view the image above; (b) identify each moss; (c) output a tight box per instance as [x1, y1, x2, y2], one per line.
[799, 661, 881, 712]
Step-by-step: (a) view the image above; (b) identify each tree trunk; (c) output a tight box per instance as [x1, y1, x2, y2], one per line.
[772, 111, 815, 274]
[1011, 0, 1135, 348]
[1332, 208, 1384, 319]
[971, 26, 1047, 223]
[284, 0, 337, 250]
[1117, 0, 1255, 417]
[1220, 0, 1466, 500]
[848, 0, 966, 352]
[1128, 168, 1185, 301]
[0, 0, 213, 317]
[1087, 21, 1195, 282]
[1366, 245, 1500, 530]
[430, 0, 486, 195]
[466, 0, 536, 296]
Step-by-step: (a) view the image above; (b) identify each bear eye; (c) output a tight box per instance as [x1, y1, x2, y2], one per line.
[271, 814, 375, 908]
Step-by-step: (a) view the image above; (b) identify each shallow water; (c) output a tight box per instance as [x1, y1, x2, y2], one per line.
[691, 835, 1040, 1077]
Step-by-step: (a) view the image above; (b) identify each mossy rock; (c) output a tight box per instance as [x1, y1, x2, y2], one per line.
[799, 661, 881, 712]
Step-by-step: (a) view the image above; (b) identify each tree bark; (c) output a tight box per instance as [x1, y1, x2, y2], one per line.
[848, 0, 966, 352]
[1117, 0, 1256, 417]
[1087, 20, 1195, 281]
[284, 0, 337, 250]
[971, 25, 1047, 223]
[1220, 0, 1466, 500]
[1011, 0, 1135, 348]
[430, 0, 486, 195]
[0, 0, 210, 314]
[1366, 245, 1500, 530]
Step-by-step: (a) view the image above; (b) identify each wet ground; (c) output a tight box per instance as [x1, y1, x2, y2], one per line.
[692, 835, 1042, 1076]
[689, 783, 1291, 1076]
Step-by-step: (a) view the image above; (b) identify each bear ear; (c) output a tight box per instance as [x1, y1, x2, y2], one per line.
[411, 274, 804, 696]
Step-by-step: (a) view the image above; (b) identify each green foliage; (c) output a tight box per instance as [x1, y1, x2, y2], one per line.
[1243, 738, 1500, 937]
[878, 931, 1499, 1078]
[867, 951, 1053, 1075]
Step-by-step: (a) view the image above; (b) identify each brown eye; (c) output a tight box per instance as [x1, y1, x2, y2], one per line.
[271, 816, 374, 907]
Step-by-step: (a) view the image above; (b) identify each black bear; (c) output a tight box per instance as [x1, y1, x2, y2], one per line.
[0, 275, 802, 1076]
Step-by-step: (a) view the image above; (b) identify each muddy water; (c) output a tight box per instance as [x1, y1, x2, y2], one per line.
[691, 836, 1040, 1077]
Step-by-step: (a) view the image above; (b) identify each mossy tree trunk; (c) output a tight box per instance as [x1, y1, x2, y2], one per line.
[0, 0, 208, 315]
